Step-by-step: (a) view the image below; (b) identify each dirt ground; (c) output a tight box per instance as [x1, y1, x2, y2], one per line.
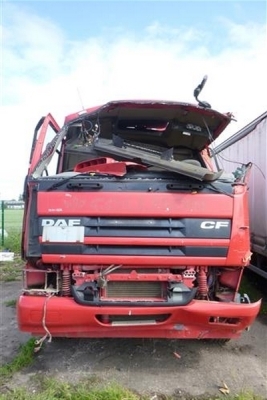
[1, 280, 267, 398]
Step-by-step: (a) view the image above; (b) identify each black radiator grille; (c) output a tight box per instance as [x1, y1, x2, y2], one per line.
[39, 217, 231, 239]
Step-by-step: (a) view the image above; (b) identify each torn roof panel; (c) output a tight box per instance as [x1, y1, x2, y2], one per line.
[64, 100, 232, 148]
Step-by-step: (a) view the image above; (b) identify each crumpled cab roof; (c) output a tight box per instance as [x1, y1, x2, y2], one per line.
[64, 100, 232, 151]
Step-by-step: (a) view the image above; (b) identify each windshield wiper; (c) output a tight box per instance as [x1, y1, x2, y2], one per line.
[67, 181, 103, 190]
[47, 174, 84, 191]
[46, 172, 119, 191]
[167, 183, 204, 191]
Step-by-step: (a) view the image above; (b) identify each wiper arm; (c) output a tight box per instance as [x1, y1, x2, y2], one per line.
[206, 183, 234, 198]
[47, 174, 83, 191]
[47, 172, 117, 191]
[167, 183, 204, 191]
[67, 181, 103, 190]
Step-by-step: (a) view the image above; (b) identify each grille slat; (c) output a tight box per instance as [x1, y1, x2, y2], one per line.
[83, 217, 185, 238]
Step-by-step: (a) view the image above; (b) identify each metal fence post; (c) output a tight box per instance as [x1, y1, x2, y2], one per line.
[1, 200, 4, 247]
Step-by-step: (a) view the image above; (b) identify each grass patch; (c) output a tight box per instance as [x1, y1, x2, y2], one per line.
[0, 209, 23, 253]
[0, 377, 264, 400]
[231, 392, 265, 400]
[4, 299, 17, 307]
[0, 209, 23, 230]
[0, 259, 23, 282]
[0, 377, 142, 400]
[34, 378, 141, 400]
[0, 230, 22, 254]
[0, 338, 36, 386]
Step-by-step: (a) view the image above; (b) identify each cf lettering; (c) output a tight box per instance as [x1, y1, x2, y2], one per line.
[215, 221, 229, 229]
[201, 221, 215, 229]
[200, 221, 229, 229]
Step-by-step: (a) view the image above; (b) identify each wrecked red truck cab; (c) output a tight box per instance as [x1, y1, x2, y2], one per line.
[18, 83, 261, 341]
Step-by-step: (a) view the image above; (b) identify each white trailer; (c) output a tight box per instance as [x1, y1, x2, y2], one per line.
[214, 112, 267, 279]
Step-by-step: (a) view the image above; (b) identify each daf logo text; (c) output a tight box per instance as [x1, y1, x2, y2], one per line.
[41, 219, 81, 227]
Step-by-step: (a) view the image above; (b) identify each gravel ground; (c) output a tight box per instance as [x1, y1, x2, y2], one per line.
[1, 280, 267, 398]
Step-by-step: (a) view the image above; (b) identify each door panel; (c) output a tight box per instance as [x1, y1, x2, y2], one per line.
[29, 114, 60, 174]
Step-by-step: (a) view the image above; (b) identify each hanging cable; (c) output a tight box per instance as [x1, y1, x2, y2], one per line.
[34, 293, 54, 352]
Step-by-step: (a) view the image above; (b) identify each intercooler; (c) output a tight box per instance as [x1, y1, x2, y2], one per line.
[105, 281, 164, 299]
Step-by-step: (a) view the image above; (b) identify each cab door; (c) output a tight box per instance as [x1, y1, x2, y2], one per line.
[21, 114, 61, 258]
[28, 113, 61, 175]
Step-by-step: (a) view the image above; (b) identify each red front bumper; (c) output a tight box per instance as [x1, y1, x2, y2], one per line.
[17, 296, 261, 340]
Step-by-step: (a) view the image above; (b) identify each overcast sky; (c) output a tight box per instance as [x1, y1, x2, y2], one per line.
[1, 0, 266, 199]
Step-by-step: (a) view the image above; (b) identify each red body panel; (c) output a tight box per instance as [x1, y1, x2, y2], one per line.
[37, 189, 250, 267]
[37, 191, 233, 218]
[18, 296, 261, 339]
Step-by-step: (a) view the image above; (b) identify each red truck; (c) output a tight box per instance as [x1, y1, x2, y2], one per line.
[18, 78, 261, 342]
